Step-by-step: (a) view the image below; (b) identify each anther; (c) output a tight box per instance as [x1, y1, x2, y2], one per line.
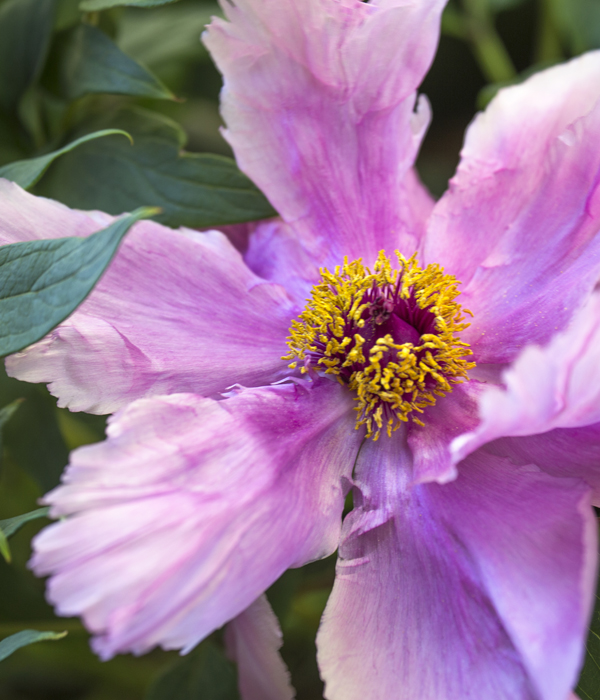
[283, 250, 475, 439]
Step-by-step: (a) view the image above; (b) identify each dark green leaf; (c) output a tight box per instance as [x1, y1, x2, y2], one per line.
[0, 630, 67, 662]
[0, 507, 49, 563]
[81, 0, 180, 8]
[0, 129, 132, 190]
[0, 206, 159, 358]
[146, 640, 239, 700]
[576, 539, 600, 700]
[61, 23, 174, 101]
[36, 108, 277, 228]
[0, 0, 56, 112]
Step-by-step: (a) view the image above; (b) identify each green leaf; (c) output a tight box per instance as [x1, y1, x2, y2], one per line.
[0, 206, 159, 358]
[0, 0, 56, 112]
[0, 630, 67, 662]
[36, 108, 277, 228]
[0, 129, 132, 190]
[0, 507, 50, 540]
[0, 507, 49, 563]
[146, 640, 239, 700]
[576, 542, 600, 700]
[81, 0, 180, 7]
[61, 23, 174, 101]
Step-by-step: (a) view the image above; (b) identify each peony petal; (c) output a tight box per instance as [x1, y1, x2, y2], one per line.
[407, 380, 483, 485]
[2, 182, 295, 414]
[203, 0, 443, 266]
[0, 178, 112, 242]
[452, 291, 600, 464]
[244, 168, 435, 308]
[30, 379, 361, 658]
[244, 219, 322, 309]
[225, 595, 294, 700]
[214, 221, 259, 254]
[317, 431, 596, 700]
[485, 424, 600, 506]
[425, 52, 600, 363]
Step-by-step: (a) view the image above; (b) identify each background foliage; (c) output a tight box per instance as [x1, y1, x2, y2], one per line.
[0, 0, 598, 698]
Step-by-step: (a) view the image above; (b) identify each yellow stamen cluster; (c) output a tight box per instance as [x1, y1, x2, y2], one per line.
[283, 251, 475, 439]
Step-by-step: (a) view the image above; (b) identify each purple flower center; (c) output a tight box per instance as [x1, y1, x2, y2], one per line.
[284, 251, 475, 439]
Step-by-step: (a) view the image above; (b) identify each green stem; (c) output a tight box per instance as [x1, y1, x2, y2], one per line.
[468, 18, 517, 82]
[534, 0, 563, 64]
[441, 6, 470, 40]
[461, 0, 517, 83]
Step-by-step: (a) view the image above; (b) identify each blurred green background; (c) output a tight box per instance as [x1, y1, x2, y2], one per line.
[0, 0, 599, 698]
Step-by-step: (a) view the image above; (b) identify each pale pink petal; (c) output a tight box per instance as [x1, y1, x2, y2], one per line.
[30, 379, 361, 658]
[225, 595, 294, 700]
[317, 432, 597, 700]
[2, 182, 295, 413]
[425, 52, 600, 363]
[0, 178, 112, 242]
[452, 291, 600, 464]
[203, 0, 443, 266]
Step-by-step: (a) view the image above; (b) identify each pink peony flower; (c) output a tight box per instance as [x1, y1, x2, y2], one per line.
[1, 0, 599, 698]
